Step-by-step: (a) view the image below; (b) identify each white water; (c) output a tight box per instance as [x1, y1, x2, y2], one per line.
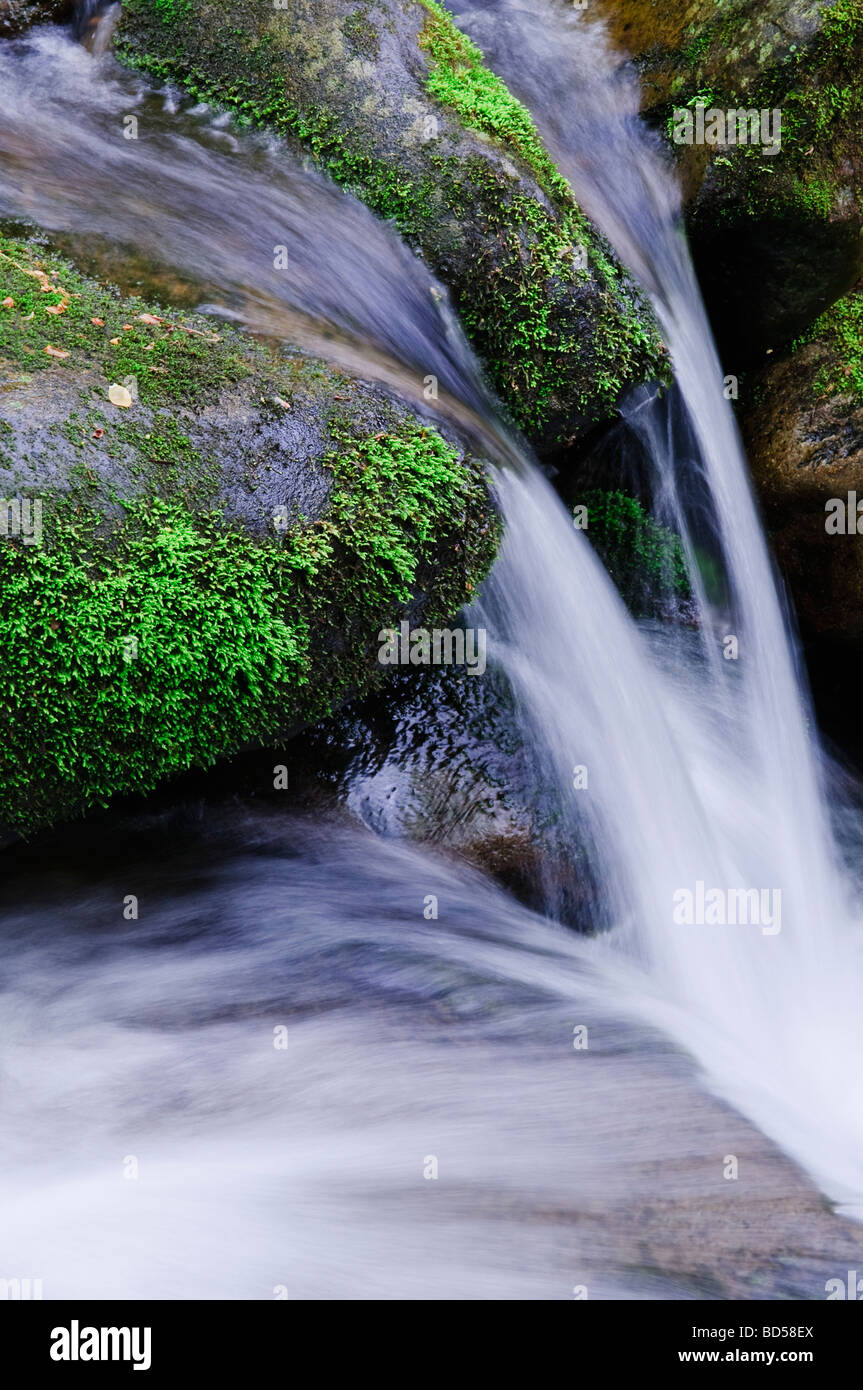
[462, 2, 863, 1216]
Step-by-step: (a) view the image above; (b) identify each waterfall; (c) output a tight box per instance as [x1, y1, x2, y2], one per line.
[462, 1, 863, 1215]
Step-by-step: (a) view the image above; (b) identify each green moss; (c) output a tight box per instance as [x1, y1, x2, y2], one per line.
[787, 173, 835, 219]
[0, 238, 251, 406]
[343, 3, 380, 59]
[417, 0, 568, 204]
[578, 489, 690, 616]
[451, 188, 658, 428]
[0, 419, 496, 834]
[792, 287, 863, 400]
[414, 1, 663, 427]
[114, 0, 667, 444]
[153, 0, 193, 18]
[113, 4, 440, 232]
[670, 0, 863, 227]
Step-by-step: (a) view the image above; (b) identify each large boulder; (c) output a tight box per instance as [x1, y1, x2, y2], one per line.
[741, 282, 863, 643]
[113, 0, 667, 453]
[596, 0, 863, 359]
[0, 232, 497, 836]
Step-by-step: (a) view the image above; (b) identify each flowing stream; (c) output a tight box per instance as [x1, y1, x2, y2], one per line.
[1, 6, 863, 1299]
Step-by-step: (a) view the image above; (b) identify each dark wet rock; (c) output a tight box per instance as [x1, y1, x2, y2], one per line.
[284, 663, 602, 926]
[0, 0, 70, 36]
[741, 283, 863, 642]
[596, 0, 863, 361]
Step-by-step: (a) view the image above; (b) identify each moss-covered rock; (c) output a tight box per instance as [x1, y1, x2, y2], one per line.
[0, 233, 497, 835]
[576, 488, 691, 618]
[598, 0, 863, 359]
[112, 0, 667, 453]
[741, 283, 863, 642]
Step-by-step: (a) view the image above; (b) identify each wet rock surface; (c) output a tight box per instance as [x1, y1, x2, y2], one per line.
[742, 284, 863, 643]
[596, 0, 863, 360]
[0, 0, 70, 37]
[0, 233, 497, 836]
[113, 0, 667, 452]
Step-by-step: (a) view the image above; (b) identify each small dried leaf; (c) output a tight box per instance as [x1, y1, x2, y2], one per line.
[44, 345, 70, 359]
[137, 313, 162, 325]
[1, 297, 14, 309]
[92, 428, 105, 439]
[45, 304, 66, 315]
[91, 317, 105, 327]
[108, 383, 133, 409]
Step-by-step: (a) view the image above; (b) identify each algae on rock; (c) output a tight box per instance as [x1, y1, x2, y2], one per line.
[113, 0, 667, 452]
[0, 234, 497, 834]
[600, 0, 863, 357]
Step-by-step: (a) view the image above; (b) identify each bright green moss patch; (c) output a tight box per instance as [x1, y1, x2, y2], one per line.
[153, 0, 193, 18]
[579, 488, 690, 616]
[0, 499, 312, 831]
[0, 419, 496, 834]
[454, 187, 659, 428]
[792, 287, 863, 400]
[418, 0, 568, 204]
[417, 0, 663, 428]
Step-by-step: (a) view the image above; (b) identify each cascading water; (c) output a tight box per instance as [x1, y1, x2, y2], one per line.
[1, 5, 863, 1299]
[458, 0, 863, 1214]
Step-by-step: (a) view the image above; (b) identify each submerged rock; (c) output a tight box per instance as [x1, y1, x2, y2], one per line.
[742, 283, 863, 642]
[0, 233, 497, 836]
[597, 0, 863, 359]
[113, 0, 667, 453]
[0, 0, 69, 36]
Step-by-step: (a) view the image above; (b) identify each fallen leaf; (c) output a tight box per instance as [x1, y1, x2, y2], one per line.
[1, 297, 13, 309]
[108, 383, 133, 409]
[137, 313, 162, 325]
[272, 396, 290, 409]
[44, 345, 70, 359]
[122, 324, 133, 331]
[92, 428, 104, 439]
[45, 304, 66, 315]
[91, 317, 105, 327]
[109, 337, 120, 345]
